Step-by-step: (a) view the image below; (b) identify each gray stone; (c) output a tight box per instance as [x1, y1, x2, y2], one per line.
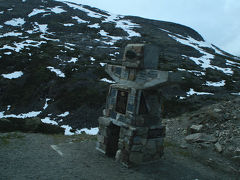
[133, 136, 142, 145]
[190, 124, 203, 133]
[129, 152, 143, 164]
[234, 147, 240, 155]
[115, 150, 122, 162]
[185, 133, 217, 143]
[97, 135, 105, 144]
[145, 140, 157, 154]
[136, 127, 148, 136]
[214, 142, 223, 153]
[98, 117, 111, 126]
[131, 145, 143, 152]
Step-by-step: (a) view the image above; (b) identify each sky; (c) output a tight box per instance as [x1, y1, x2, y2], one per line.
[61, 0, 240, 56]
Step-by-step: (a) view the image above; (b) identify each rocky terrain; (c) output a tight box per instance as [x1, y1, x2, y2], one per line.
[163, 97, 240, 176]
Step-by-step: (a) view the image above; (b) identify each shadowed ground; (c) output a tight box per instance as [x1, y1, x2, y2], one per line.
[0, 132, 236, 180]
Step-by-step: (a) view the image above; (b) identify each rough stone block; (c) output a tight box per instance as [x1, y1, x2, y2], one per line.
[129, 152, 143, 164]
[133, 136, 142, 145]
[97, 135, 105, 144]
[131, 145, 143, 152]
[190, 124, 203, 133]
[136, 127, 148, 136]
[98, 117, 111, 126]
[145, 139, 157, 154]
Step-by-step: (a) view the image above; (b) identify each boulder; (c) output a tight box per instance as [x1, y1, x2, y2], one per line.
[185, 133, 217, 143]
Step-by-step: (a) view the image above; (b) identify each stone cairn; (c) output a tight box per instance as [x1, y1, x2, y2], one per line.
[96, 44, 169, 167]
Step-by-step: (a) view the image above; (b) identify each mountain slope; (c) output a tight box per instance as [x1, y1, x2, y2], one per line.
[0, 0, 240, 132]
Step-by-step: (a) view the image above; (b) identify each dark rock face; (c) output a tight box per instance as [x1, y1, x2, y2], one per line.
[0, 117, 64, 134]
[0, 0, 240, 129]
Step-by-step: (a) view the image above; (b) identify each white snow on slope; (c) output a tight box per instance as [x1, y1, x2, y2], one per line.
[0, 40, 47, 52]
[0, 31, 22, 38]
[72, 16, 89, 23]
[76, 127, 99, 135]
[28, 9, 47, 17]
[98, 30, 123, 45]
[62, 1, 103, 18]
[0, 25, 3, 29]
[88, 23, 100, 28]
[167, 33, 233, 75]
[177, 67, 205, 76]
[58, 111, 69, 117]
[0, 11, 4, 14]
[205, 80, 225, 87]
[63, 23, 74, 26]
[43, 98, 51, 110]
[35, 23, 48, 33]
[56, 0, 141, 38]
[28, 6, 66, 17]
[47, 66, 65, 78]
[0, 111, 41, 119]
[1, 71, 23, 79]
[4, 18, 25, 26]
[49, 6, 66, 14]
[68, 57, 78, 63]
[41, 117, 58, 125]
[187, 88, 214, 96]
[100, 78, 115, 83]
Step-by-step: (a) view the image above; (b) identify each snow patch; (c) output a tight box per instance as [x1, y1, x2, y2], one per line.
[76, 127, 99, 135]
[205, 80, 225, 87]
[28, 9, 47, 17]
[43, 98, 51, 110]
[88, 23, 100, 28]
[0, 31, 22, 38]
[47, 66, 65, 78]
[72, 16, 89, 23]
[63, 2, 103, 18]
[4, 18, 25, 26]
[49, 6, 66, 14]
[61, 125, 74, 135]
[90, 57, 95, 61]
[68, 57, 78, 63]
[0, 40, 47, 52]
[0, 111, 41, 119]
[100, 63, 106, 67]
[63, 23, 74, 27]
[1, 71, 23, 79]
[100, 78, 115, 83]
[41, 117, 58, 125]
[169, 33, 233, 75]
[187, 88, 214, 96]
[57, 111, 69, 117]
[177, 68, 205, 76]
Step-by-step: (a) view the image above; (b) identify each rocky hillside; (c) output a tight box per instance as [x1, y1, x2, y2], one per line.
[0, 0, 240, 133]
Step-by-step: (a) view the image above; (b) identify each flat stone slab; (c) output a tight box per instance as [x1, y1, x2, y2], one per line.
[185, 133, 217, 143]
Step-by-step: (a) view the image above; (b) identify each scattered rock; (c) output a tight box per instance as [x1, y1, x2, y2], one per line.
[190, 124, 203, 133]
[214, 142, 223, 153]
[185, 133, 217, 143]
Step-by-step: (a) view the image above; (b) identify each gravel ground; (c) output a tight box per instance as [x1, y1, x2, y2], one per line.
[0, 132, 237, 180]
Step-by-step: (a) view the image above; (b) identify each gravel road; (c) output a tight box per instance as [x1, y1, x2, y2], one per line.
[0, 132, 236, 180]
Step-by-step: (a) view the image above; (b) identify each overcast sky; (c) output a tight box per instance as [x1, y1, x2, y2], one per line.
[62, 0, 240, 56]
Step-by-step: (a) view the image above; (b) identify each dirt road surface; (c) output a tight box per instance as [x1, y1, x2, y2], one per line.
[0, 132, 237, 180]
